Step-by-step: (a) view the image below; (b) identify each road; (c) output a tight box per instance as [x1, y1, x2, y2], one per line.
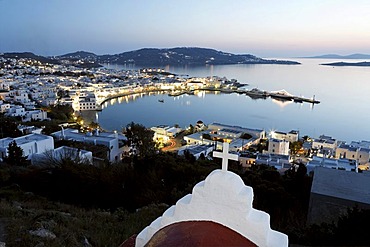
[162, 139, 176, 151]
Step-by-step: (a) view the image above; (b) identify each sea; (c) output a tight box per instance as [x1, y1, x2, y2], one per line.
[83, 58, 370, 143]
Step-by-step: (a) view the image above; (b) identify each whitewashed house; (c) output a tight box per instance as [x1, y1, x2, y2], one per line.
[177, 144, 214, 160]
[0, 102, 10, 113]
[270, 130, 299, 143]
[306, 156, 357, 174]
[31, 146, 93, 166]
[24, 109, 48, 121]
[51, 128, 127, 162]
[311, 135, 338, 157]
[151, 125, 182, 143]
[5, 105, 26, 118]
[335, 143, 370, 166]
[0, 133, 54, 159]
[255, 153, 292, 172]
[266, 138, 290, 155]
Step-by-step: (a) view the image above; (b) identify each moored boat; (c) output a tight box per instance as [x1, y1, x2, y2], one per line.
[269, 90, 294, 101]
[245, 88, 269, 98]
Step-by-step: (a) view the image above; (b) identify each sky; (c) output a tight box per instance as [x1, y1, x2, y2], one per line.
[1, 0, 370, 57]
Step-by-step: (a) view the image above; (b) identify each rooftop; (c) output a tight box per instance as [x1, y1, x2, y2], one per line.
[0, 133, 51, 148]
[312, 167, 370, 205]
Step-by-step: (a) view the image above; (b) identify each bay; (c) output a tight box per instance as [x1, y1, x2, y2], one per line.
[90, 59, 370, 143]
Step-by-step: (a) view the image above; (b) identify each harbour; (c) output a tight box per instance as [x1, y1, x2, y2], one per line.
[97, 59, 370, 143]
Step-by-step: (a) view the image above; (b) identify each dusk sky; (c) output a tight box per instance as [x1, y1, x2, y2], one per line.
[1, 0, 370, 57]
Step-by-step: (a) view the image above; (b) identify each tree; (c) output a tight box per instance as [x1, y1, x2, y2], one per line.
[4, 141, 27, 166]
[0, 115, 22, 138]
[88, 121, 100, 129]
[290, 141, 303, 155]
[125, 122, 156, 157]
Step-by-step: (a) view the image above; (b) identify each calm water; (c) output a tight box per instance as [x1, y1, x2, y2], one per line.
[90, 59, 370, 142]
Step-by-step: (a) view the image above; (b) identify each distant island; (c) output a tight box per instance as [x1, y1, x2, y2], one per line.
[321, 61, 370, 67]
[94, 47, 300, 66]
[305, 53, 370, 59]
[1, 47, 300, 67]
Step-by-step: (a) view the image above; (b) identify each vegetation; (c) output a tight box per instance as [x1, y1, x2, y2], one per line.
[44, 104, 74, 122]
[0, 115, 368, 245]
[0, 184, 167, 247]
[1, 150, 370, 245]
[3, 141, 28, 166]
[0, 115, 22, 138]
[125, 122, 157, 156]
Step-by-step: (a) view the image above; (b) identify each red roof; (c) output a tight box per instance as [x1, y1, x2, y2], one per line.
[145, 221, 257, 247]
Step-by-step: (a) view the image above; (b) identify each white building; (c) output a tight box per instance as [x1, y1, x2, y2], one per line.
[208, 123, 266, 140]
[51, 128, 127, 162]
[312, 135, 338, 150]
[238, 152, 256, 168]
[5, 105, 26, 117]
[306, 156, 357, 174]
[151, 125, 182, 143]
[184, 128, 258, 152]
[270, 130, 299, 143]
[17, 125, 43, 135]
[177, 144, 214, 160]
[0, 133, 54, 159]
[266, 138, 290, 155]
[350, 140, 370, 149]
[31, 146, 93, 166]
[13, 91, 30, 104]
[0, 102, 10, 113]
[78, 96, 98, 111]
[335, 143, 370, 166]
[24, 109, 48, 121]
[256, 153, 292, 171]
[311, 135, 338, 157]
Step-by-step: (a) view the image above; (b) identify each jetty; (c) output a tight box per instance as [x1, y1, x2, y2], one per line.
[166, 87, 320, 104]
[293, 95, 320, 104]
[168, 90, 195, 96]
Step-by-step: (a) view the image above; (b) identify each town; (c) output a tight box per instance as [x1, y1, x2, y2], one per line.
[1, 53, 369, 246]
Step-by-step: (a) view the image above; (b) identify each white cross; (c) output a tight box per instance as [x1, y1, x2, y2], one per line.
[213, 142, 238, 171]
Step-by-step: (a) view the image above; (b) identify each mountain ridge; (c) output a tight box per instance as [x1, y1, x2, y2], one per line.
[1, 47, 301, 66]
[95, 47, 300, 65]
[305, 53, 370, 59]
[321, 61, 370, 67]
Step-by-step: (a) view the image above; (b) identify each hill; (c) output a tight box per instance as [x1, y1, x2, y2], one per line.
[58, 51, 98, 60]
[95, 47, 300, 66]
[321, 61, 370, 67]
[2, 48, 300, 67]
[1, 52, 59, 64]
[306, 53, 370, 59]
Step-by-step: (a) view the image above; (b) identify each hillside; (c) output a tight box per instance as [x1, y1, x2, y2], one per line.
[321, 61, 370, 67]
[306, 53, 370, 59]
[1, 48, 300, 67]
[1, 52, 59, 64]
[57, 51, 98, 60]
[96, 47, 300, 65]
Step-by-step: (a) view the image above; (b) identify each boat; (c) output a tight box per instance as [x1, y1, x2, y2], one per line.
[269, 90, 294, 101]
[245, 88, 269, 98]
[168, 90, 186, 96]
[158, 99, 164, 103]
